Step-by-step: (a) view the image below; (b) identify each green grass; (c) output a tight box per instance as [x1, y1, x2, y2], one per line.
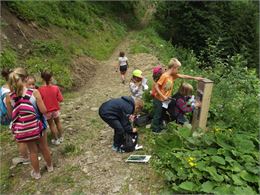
[2, 1, 128, 89]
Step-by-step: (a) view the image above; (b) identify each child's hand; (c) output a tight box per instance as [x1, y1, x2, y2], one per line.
[129, 114, 136, 122]
[195, 101, 201, 108]
[133, 128, 138, 133]
[195, 77, 204, 81]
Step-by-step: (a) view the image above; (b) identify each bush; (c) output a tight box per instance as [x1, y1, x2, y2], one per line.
[152, 123, 259, 194]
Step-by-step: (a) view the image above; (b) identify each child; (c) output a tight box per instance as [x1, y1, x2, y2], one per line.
[99, 96, 143, 152]
[151, 58, 203, 133]
[129, 69, 148, 99]
[26, 75, 37, 89]
[6, 67, 53, 180]
[117, 51, 128, 84]
[168, 83, 200, 124]
[38, 71, 64, 145]
[1, 68, 30, 165]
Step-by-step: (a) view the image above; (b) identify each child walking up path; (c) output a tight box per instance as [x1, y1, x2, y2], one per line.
[38, 71, 64, 145]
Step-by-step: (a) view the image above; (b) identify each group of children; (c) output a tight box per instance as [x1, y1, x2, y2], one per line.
[0, 52, 203, 179]
[0, 67, 64, 179]
[99, 53, 203, 153]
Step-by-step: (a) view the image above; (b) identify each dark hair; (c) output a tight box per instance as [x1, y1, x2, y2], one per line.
[119, 51, 125, 57]
[41, 70, 53, 85]
[1, 68, 12, 81]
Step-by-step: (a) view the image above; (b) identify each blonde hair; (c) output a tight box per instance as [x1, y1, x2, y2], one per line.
[168, 58, 181, 69]
[8, 67, 28, 97]
[179, 83, 193, 96]
[134, 98, 144, 110]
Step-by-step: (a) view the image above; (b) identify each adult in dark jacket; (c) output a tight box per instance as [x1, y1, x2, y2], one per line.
[99, 96, 143, 152]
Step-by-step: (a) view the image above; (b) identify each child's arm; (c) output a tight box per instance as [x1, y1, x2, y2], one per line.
[154, 83, 168, 101]
[177, 98, 194, 113]
[33, 90, 47, 114]
[5, 94, 12, 118]
[177, 74, 203, 81]
[57, 87, 63, 102]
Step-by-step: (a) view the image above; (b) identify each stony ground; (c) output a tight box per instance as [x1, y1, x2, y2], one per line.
[1, 33, 166, 195]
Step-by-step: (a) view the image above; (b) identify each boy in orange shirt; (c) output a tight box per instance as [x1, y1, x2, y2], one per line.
[151, 58, 203, 133]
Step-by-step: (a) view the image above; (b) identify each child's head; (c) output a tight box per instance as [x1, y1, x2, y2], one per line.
[1, 68, 12, 81]
[8, 67, 28, 96]
[41, 70, 53, 85]
[179, 83, 193, 96]
[152, 65, 164, 82]
[26, 75, 36, 89]
[134, 98, 144, 114]
[119, 51, 125, 57]
[168, 58, 181, 75]
[132, 69, 143, 82]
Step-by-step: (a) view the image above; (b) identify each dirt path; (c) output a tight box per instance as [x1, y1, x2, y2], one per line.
[4, 32, 164, 194]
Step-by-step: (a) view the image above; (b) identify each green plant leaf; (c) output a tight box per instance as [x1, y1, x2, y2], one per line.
[204, 167, 224, 182]
[179, 181, 196, 191]
[201, 181, 216, 193]
[231, 174, 245, 185]
[211, 156, 226, 165]
[233, 186, 257, 195]
[213, 185, 233, 195]
[239, 170, 259, 183]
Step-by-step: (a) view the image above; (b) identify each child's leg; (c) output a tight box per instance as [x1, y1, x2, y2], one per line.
[54, 116, 63, 138]
[47, 118, 59, 140]
[18, 143, 29, 159]
[26, 141, 40, 173]
[151, 98, 163, 132]
[38, 132, 52, 167]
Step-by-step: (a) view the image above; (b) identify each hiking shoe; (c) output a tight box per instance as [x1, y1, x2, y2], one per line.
[30, 170, 41, 180]
[46, 164, 54, 172]
[51, 139, 60, 145]
[59, 137, 64, 143]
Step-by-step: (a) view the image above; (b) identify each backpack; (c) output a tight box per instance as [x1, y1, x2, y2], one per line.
[152, 65, 163, 82]
[0, 87, 11, 125]
[121, 133, 138, 152]
[10, 89, 43, 142]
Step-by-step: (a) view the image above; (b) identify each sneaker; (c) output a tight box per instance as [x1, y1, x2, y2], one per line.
[117, 148, 125, 153]
[59, 137, 64, 143]
[122, 80, 125, 84]
[51, 139, 60, 145]
[46, 164, 54, 172]
[112, 145, 118, 151]
[135, 144, 143, 150]
[12, 157, 30, 165]
[30, 170, 41, 180]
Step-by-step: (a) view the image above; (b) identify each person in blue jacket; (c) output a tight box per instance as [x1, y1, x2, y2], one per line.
[99, 96, 143, 152]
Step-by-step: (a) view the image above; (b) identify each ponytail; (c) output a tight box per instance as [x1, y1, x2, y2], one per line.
[8, 68, 28, 97]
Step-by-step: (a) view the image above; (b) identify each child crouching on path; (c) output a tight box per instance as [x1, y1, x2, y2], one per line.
[6, 67, 52, 180]
[38, 71, 64, 145]
[151, 58, 203, 133]
[99, 96, 143, 152]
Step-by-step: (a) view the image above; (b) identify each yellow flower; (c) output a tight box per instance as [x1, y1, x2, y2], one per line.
[189, 162, 197, 167]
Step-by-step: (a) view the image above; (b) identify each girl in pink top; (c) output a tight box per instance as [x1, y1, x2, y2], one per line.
[38, 71, 64, 145]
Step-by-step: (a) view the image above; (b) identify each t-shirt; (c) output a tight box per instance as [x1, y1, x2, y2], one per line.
[1, 86, 10, 106]
[153, 73, 179, 101]
[38, 85, 63, 112]
[118, 56, 128, 66]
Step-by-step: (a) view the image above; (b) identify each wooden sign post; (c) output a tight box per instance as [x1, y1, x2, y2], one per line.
[192, 78, 214, 131]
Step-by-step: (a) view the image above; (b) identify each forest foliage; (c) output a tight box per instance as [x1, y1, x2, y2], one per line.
[154, 1, 259, 71]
